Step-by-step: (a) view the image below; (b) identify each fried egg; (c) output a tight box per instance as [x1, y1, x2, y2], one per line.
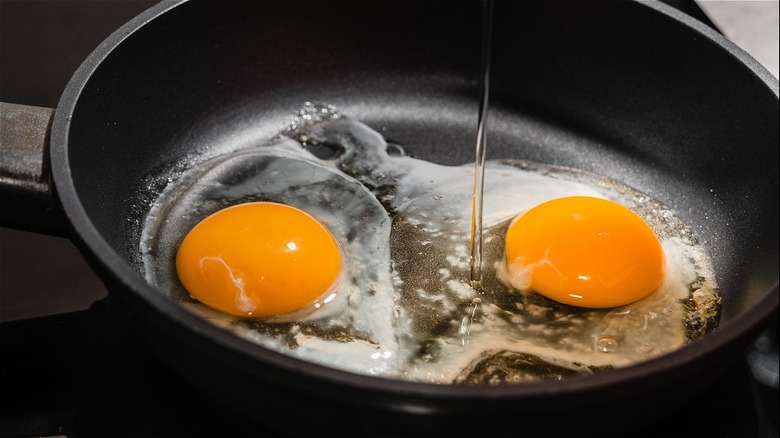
[139, 102, 721, 384]
[140, 134, 402, 375]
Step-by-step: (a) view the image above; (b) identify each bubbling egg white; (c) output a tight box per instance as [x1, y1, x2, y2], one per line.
[139, 102, 721, 384]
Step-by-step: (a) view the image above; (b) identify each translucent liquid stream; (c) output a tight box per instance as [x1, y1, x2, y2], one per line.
[469, 0, 494, 290]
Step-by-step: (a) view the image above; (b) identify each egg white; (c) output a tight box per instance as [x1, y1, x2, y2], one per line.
[139, 103, 721, 384]
[140, 139, 405, 376]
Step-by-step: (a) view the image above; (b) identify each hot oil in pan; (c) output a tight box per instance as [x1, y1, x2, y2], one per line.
[136, 7, 722, 385]
[138, 102, 722, 383]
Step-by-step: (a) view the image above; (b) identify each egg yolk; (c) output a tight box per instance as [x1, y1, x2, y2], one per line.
[504, 196, 664, 308]
[176, 202, 342, 318]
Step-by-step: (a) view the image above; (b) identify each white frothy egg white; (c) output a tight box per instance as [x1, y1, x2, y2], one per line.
[139, 102, 721, 384]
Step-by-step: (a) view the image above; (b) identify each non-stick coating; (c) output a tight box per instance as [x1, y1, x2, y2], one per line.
[49, 0, 778, 436]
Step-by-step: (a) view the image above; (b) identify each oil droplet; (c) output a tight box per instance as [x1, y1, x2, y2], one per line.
[596, 335, 619, 353]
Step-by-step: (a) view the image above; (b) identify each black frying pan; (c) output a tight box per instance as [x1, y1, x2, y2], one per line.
[1, 1, 777, 436]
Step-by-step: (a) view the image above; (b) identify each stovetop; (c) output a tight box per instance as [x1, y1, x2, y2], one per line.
[1, 1, 778, 437]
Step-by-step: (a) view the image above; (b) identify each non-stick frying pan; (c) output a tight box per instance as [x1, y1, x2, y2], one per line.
[1, 1, 778, 436]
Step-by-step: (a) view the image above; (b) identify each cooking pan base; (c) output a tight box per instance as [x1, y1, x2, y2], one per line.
[0, 296, 774, 438]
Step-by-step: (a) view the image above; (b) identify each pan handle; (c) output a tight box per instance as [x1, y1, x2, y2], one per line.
[0, 102, 68, 236]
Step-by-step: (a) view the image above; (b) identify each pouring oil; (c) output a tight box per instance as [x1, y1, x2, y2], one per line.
[469, 0, 495, 290]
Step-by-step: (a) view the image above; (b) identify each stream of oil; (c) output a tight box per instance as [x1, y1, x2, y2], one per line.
[469, 0, 495, 290]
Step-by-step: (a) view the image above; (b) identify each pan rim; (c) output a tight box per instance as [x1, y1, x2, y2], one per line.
[48, 0, 779, 407]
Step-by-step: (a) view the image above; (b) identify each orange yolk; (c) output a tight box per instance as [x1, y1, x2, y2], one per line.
[176, 202, 342, 318]
[504, 196, 665, 308]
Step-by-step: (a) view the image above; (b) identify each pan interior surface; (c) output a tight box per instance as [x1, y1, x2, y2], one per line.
[63, 0, 777, 316]
[53, 0, 778, 433]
